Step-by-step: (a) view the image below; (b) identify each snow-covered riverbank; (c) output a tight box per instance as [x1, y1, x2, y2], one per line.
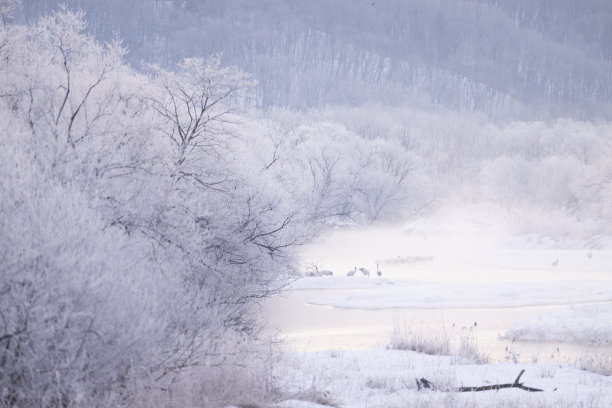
[268, 347, 612, 408]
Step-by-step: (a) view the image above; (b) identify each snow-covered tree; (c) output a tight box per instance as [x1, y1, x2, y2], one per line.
[0, 8, 307, 406]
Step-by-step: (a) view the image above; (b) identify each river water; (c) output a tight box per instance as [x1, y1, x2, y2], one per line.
[263, 288, 610, 363]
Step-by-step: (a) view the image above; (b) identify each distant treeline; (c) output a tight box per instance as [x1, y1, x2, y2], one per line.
[15, 0, 612, 118]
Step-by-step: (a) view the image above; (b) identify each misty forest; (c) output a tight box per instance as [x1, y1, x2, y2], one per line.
[1, 0, 612, 407]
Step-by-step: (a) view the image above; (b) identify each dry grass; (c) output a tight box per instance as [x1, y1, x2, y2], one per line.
[389, 320, 451, 356]
[577, 353, 612, 376]
[455, 324, 489, 364]
[389, 319, 488, 364]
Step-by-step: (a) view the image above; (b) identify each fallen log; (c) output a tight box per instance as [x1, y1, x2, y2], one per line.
[416, 369, 543, 393]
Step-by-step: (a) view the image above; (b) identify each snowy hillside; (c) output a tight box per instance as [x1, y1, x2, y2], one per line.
[16, 0, 612, 116]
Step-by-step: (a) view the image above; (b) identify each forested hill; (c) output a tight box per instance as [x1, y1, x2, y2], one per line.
[17, 0, 612, 118]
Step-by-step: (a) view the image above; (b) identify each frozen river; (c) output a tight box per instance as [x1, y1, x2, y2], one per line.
[263, 210, 612, 362]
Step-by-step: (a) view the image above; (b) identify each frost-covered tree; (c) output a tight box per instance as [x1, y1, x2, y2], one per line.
[0, 8, 312, 406]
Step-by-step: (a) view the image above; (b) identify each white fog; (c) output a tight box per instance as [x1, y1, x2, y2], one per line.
[1, 0, 611, 407]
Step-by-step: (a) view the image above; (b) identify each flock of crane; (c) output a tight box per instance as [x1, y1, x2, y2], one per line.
[312, 263, 382, 277]
[346, 263, 382, 277]
[316, 256, 566, 278]
[314, 256, 568, 278]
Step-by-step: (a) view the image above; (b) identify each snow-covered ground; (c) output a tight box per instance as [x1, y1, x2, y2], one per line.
[262, 206, 612, 407]
[270, 348, 612, 408]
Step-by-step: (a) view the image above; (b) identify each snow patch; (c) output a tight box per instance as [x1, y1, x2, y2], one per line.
[308, 280, 612, 310]
[504, 303, 612, 346]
